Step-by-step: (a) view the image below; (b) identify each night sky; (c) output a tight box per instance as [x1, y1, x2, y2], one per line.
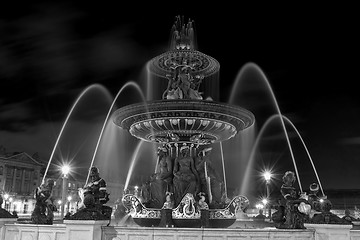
[0, 2, 359, 196]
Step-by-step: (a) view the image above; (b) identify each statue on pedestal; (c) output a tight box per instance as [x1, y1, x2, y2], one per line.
[342, 209, 357, 223]
[65, 166, 112, 221]
[272, 171, 310, 229]
[310, 198, 349, 224]
[159, 191, 175, 227]
[31, 179, 57, 224]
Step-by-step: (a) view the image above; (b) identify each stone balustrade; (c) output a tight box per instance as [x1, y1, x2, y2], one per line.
[2, 219, 360, 240]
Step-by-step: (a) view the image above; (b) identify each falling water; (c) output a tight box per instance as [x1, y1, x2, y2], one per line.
[124, 141, 145, 190]
[154, 155, 160, 173]
[85, 81, 146, 186]
[240, 114, 325, 197]
[280, 115, 325, 197]
[229, 62, 303, 193]
[219, 142, 227, 198]
[42, 84, 110, 184]
[146, 62, 152, 101]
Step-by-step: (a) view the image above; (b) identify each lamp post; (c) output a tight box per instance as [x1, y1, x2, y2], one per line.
[9, 197, 13, 212]
[263, 171, 272, 219]
[67, 195, 72, 213]
[3, 193, 9, 211]
[60, 164, 70, 219]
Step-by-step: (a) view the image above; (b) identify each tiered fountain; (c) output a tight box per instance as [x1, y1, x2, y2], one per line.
[1, 15, 356, 240]
[113, 16, 255, 228]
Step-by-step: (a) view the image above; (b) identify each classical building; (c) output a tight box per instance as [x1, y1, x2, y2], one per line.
[0, 147, 83, 214]
[0, 151, 44, 213]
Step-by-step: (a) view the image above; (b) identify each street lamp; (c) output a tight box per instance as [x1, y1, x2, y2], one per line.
[67, 195, 72, 213]
[263, 171, 272, 219]
[3, 193, 9, 211]
[9, 197, 13, 212]
[60, 164, 70, 219]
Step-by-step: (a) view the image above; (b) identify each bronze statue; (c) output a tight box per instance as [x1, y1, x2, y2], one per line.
[163, 68, 203, 100]
[310, 198, 349, 224]
[65, 166, 111, 221]
[272, 171, 310, 229]
[307, 182, 322, 218]
[149, 146, 173, 208]
[195, 147, 224, 207]
[173, 145, 200, 206]
[342, 209, 357, 223]
[162, 191, 174, 209]
[31, 179, 57, 224]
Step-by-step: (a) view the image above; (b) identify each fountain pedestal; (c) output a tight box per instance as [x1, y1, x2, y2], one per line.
[305, 223, 353, 240]
[0, 218, 17, 240]
[64, 220, 109, 240]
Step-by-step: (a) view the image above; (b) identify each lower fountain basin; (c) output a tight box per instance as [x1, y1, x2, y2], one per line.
[122, 193, 249, 228]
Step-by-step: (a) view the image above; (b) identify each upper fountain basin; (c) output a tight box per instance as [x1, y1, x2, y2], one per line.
[112, 99, 255, 145]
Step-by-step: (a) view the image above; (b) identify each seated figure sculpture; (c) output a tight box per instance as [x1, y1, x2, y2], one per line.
[65, 166, 111, 220]
[31, 179, 57, 224]
[83, 166, 110, 207]
[173, 145, 200, 206]
[272, 171, 310, 229]
[254, 209, 266, 221]
[149, 146, 173, 208]
[307, 182, 322, 218]
[342, 209, 357, 223]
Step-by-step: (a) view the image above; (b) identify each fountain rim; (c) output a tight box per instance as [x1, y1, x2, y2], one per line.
[147, 49, 220, 78]
[112, 99, 255, 144]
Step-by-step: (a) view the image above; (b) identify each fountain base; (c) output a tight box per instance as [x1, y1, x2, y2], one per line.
[122, 193, 249, 228]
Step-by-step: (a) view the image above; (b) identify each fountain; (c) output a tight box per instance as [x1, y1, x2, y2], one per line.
[1, 14, 356, 240]
[112, 16, 254, 228]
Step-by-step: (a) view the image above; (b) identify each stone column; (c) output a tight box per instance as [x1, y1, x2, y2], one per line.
[20, 169, 26, 194]
[12, 168, 17, 192]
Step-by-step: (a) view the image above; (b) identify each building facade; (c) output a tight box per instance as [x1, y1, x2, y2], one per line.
[0, 151, 43, 213]
[0, 148, 83, 215]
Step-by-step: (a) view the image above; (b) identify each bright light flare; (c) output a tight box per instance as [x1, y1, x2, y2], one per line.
[61, 164, 71, 176]
[256, 203, 264, 209]
[3, 193, 9, 200]
[263, 171, 272, 182]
